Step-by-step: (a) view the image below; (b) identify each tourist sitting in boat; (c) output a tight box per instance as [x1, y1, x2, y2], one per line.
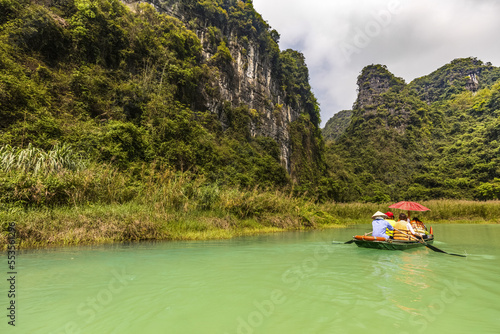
[393, 213, 418, 240]
[410, 217, 429, 239]
[385, 211, 396, 238]
[371, 211, 394, 240]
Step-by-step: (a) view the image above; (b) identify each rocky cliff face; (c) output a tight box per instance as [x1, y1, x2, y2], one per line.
[324, 57, 500, 202]
[128, 0, 303, 173]
[349, 64, 431, 135]
[409, 57, 500, 104]
[203, 32, 298, 173]
[353, 64, 405, 112]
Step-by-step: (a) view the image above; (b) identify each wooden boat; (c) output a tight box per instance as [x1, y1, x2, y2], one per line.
[352, 235, 434, 251]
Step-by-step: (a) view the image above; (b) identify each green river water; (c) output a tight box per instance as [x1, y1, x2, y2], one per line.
[2, 224, 499, 334]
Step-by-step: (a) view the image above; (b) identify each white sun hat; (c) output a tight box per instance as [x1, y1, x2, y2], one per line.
[371, 211, 388, 219]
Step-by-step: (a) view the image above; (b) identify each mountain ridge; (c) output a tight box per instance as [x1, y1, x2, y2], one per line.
[324, 57, 500, 201]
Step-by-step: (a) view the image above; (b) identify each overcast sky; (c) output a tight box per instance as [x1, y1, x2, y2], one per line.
[252, 0, 500, 127]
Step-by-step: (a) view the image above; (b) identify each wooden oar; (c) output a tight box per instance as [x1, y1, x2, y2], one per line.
[332, 239, 355, 244]
[395, 229, 466, 257]
[416, 234, 466, 257]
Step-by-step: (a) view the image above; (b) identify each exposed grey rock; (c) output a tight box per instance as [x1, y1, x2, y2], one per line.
[134, 0, 301, 173]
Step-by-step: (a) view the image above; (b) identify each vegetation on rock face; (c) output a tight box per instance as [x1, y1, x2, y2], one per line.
[279, 49, 321, 126]
[325, 58, 500, 202]
[0, 0, 319, 196]
[322, 110, 352, 141]
[0, 0, 333, 248]
[0, 0, 327, 235]
[409, 58, 500, 103]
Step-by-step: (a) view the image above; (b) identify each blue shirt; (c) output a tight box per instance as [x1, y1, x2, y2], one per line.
[372, 218, 394, 239]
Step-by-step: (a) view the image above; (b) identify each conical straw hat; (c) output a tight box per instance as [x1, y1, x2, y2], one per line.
[371, 211, 388, 219]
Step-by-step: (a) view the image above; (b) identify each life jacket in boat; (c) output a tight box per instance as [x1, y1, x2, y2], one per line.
[386, 219, 396, 236]
[393, 220, 412, 240]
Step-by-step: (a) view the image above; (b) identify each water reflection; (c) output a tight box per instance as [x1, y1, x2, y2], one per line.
[364, 248, 439, 329]
[369, 250, 432, 289]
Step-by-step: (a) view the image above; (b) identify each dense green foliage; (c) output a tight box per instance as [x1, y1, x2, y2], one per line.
[4, 0, 497, 217]
[0, 0, 325, 213]
[410, 58, 500, 103]
[279, 49, 321, 126]
[322, 110, 352, 141]
[325, 58, 500, 202]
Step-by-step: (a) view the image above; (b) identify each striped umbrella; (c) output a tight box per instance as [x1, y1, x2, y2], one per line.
[388, 201, 430, 220]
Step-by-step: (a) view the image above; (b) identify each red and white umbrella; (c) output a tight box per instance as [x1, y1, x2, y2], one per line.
[388, 201, 430, 212]
[388, 201, 430, 220]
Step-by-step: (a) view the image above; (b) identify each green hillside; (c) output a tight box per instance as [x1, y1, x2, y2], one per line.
[322, 110, 352, 141]
[325, 58, 500, 202]
[0, 0, 326, 210]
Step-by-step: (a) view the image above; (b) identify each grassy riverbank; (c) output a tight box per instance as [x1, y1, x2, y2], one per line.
[2, 197, 499, 249]
[0, 182, 344, 249]
[1, 147, 499, 249]
[0, 202, 339, 249]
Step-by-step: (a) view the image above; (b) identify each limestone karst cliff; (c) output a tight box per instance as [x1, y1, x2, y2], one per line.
[409, 57, 500, 103]
[0, 0, 324, 194]
[125, 0, 321, 176]
[321, 110, 352, 142]
[324, 58, 500, 202]
[353, 64, 405, 111]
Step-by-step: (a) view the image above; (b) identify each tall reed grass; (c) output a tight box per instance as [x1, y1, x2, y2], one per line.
[419, 199, 500, 222]
[0, 158, 343, 248]
[1, 145, 498, 249]
[0, 143, 86, 175]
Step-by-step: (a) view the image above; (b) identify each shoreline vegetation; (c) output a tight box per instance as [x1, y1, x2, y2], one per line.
[1, 145, 500, 249]
[1, 196, 499, 250]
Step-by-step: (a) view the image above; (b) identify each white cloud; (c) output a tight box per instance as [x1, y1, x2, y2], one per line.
[253, 0, 500, 126]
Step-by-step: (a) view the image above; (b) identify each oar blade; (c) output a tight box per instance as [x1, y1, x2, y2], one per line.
[425, 243, 466, 257]
[332, 239, 355, 244]
[425, 244, 447, 253]
[448, 253, 467, 257]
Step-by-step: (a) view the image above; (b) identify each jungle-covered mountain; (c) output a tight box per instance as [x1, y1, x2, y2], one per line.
[2, 0, 499, 209]
[324, 58, 500, 202]
[0, 0, 327, 207]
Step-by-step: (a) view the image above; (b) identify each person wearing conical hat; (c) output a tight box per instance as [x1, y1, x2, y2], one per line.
[371, 211, 394, 240]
